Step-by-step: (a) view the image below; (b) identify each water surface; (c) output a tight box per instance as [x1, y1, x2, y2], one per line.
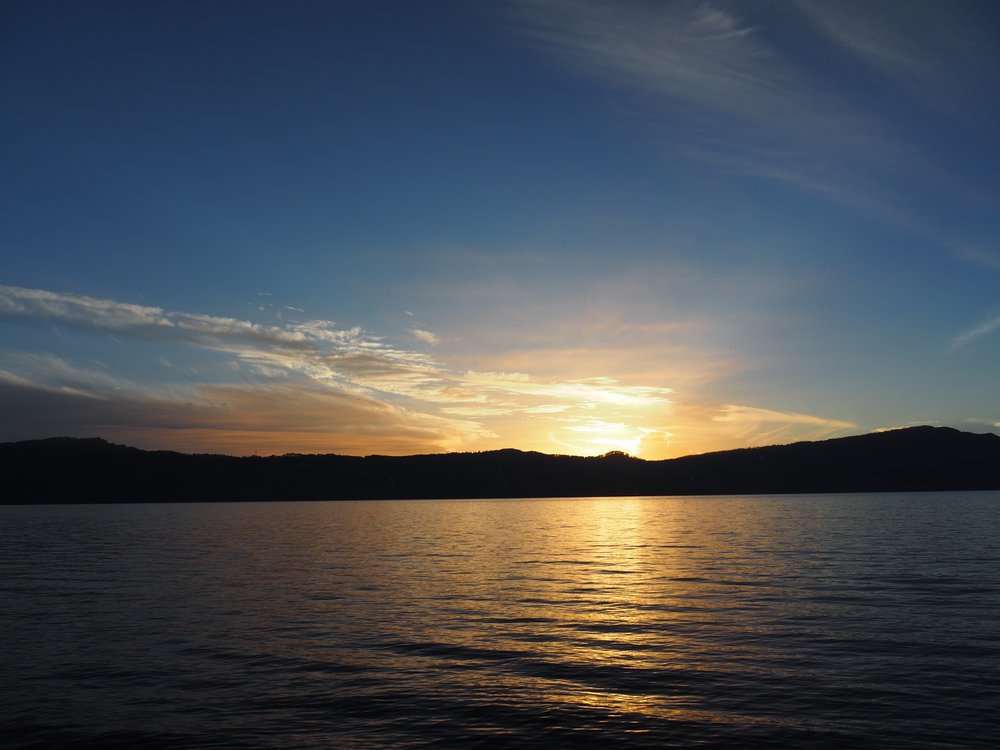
[2, 493, 999, 747]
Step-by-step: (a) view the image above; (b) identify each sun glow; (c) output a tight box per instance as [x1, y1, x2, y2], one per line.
[556, 419, 644, 456]
[0, 284, 856, 460]
[452, 371, 677, 458]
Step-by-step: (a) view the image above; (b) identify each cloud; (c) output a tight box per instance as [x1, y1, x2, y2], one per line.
[0, 284, 311, 350]
[714, 404, 855, 428]
[506, 0, 1000, 262]
[512, 1, 774, 120]
[440, 405, 515, 417]
[0, 285, 443, 401]
[509, 0, 880, 150]
[0, 285, 680, 404]
[953, 245, 1000, 272]
[0, 284, 864, 459]
[0, 286, 682, 455]
[412, 328, 440, 345]
[797, 0, 998, 102]
[500, 0, 949, 263]
[709, 403, 856, 447]
[875, 421, 940, 433]
[463, 372, 672, 409]
[448, 372, 677, 456]
[951, 314, 1000, 350]
[0, 355, 492, 455]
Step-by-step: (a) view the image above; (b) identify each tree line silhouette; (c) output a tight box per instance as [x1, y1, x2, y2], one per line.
[3, 426, 999, 503]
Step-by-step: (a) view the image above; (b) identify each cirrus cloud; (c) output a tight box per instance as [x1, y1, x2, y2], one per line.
[0, 284, 860, 458]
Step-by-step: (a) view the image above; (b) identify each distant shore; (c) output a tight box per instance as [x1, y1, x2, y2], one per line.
[4, 426, 1000, 503]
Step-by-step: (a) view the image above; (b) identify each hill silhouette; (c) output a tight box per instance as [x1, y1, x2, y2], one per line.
[3, 426, 999, 503]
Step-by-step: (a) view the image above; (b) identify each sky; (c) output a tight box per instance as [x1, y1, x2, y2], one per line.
[2, 0, 1000, 459]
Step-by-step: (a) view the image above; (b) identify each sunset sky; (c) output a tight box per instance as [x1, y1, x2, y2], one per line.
[3, 1, 1000, 459]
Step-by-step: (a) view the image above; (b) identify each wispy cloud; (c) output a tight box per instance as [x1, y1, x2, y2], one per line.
[510, 0, 882, 150]
[953, 245, 1000, 272]
[0, 353, 492, 455]
[517, 1, 759, 104]
[507, 0, 1000, 262]
[0, 284, 861, 458]
[875, 421, 939, 433]
[711, 403, 856, 447]
[714, 404, 855, 428]
[0, 284, 311, 349]
[464, 371, 672, 408]
[797, 0, 998, 103]
[951, 314, 1000, 350]
[412, 328, 440, 346]
[0, 284, 442, 401]
[0, 285, 678, 455]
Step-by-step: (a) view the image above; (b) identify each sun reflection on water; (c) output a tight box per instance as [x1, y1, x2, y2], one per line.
[202, 496, 814, 735]
[8, 494, 995, 746]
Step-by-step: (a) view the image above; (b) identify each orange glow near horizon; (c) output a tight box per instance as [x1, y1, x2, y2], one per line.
[0, 286, 859, 460]
[81, 393, 857, 460]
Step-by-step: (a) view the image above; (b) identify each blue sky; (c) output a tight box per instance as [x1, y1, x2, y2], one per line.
[2, 0, 999, 457]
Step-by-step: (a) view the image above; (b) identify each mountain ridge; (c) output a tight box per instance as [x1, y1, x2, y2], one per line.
[3, 426, 999, 503]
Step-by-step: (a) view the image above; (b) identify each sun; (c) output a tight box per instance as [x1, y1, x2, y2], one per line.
[548, 419, 672, 459]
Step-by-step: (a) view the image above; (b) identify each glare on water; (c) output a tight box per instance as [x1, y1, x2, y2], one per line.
[2, 493, 999, 748]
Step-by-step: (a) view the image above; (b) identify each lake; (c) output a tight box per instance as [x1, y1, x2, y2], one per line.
[2, 493, 999, 748]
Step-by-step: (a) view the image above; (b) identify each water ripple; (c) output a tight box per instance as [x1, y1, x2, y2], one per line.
[2, 492, 999, 748]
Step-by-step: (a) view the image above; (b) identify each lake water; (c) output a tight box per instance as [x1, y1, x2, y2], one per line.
[2, 493, 999, 748]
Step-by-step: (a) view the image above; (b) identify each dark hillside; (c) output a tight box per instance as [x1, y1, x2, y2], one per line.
[2, 426, 998, 503]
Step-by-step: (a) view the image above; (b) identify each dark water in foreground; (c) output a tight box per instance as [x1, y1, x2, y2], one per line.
[2, 493, 999, 748]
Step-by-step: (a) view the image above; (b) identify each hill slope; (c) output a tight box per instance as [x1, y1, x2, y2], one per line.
[3, 426, 999, 503]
